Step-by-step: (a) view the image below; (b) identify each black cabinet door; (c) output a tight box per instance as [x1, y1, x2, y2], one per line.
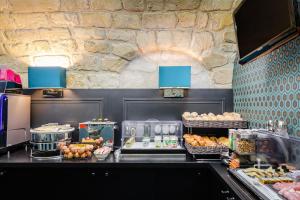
[0, 167, 117, 199]
[154, 168, 211, 199]
[0, 167, 242, 200]
[95, 167, 213, 200]
[111, 168, 156, 200]
[207, 170, 242, 200]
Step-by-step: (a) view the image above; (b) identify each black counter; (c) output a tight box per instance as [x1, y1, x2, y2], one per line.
[210, 163, 260, 200]
[0, 150, 259, 200]
[0, 150, 209, 168]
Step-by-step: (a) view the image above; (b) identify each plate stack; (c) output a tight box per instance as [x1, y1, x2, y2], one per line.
[30, 123, 74, 159]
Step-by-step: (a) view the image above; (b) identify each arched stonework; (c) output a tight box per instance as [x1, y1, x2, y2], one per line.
[119, 51, 214, 88]
[0, 0, 241, 88]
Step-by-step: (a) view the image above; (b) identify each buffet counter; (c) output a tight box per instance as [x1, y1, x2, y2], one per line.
[211, 163, 259, 200]
[0, 149, 259, 200]
[0, 150, 205, 168]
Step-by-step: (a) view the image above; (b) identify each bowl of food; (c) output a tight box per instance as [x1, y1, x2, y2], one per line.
[94, 146, 112, 161]
[60, 143, 94, 159]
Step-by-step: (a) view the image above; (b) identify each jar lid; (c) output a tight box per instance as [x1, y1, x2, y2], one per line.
[237, 130, 257, 139]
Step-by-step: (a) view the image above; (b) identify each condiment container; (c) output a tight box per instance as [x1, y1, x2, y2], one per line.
[163, 135, 170, 147]
[170, 135, 178, 148]
[235, 131, 257, 155]
[154, 135, 162, 148]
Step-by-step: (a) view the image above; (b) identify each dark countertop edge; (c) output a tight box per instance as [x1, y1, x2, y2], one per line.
[0, 162, 212, 169]
[0, 151, 262, 200]
[0, 152, 213, 168]
[228, 169, 271, 200]
[210, 163, 259, 200]
[0, 163, 261, 200]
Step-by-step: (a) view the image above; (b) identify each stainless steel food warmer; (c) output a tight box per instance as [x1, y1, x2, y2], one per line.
[30, 123, 74, 159]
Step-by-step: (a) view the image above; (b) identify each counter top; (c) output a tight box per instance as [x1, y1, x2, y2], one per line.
[210, 163, 259, 200]
[0, 150, 214, 168]
[0, 150, 260, 200]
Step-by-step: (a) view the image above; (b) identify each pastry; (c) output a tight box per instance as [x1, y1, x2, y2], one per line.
[182, 112, 243, 121]
[184, 134, 229, 148]
[191, 140, 199, 146]
[182, 112, 191, 118]
[191, 112, 198, 118]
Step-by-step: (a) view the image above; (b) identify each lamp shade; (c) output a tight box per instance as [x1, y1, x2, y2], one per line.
[28, 67, 66, 89]
[159, 66, 191, 88]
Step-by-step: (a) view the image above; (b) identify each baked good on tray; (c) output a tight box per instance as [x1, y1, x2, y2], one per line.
[183, 134, 229, 147]
[182, 112, 243, 121]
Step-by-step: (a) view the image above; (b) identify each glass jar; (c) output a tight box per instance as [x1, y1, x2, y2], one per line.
[163, 135, 170, 148]
[229, 129, 237, 150]
[169, 124, 178, 148]
[169, 135, 178, 148]
[142, 124, 151, 147]
[154, 124, 162, 148]
[162, 125, 170, 147]
[235, 131, 257, 154]
[154, 135, 162, 148]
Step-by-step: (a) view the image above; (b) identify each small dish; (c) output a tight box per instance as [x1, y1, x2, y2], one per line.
[94, 146, 112, 161]
[94, 153, 110, 161]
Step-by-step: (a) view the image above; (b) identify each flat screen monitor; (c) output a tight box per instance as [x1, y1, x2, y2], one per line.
[234, 0, 298, 64]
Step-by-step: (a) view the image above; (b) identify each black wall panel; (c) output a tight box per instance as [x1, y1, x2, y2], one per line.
[24, 89, 233, 146]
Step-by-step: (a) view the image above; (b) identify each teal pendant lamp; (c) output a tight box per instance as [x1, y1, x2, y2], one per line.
[159, 66, 191, 98]
[28, 67, 66, 98]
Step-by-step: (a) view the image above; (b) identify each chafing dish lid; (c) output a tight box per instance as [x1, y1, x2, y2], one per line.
[31, 123, 75, 134]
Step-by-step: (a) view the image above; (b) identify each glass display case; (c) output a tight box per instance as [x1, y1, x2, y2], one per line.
[79, 120, 117, 148]
[121, 120, 184, 152]
[228, 130, 300, 200]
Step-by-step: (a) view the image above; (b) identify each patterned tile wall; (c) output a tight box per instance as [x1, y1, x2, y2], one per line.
[233, 36, 300, 137]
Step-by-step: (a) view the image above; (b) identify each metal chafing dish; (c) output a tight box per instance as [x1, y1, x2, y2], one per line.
[31, 123, 74, 143]
[30, 142, 62, 151]
[30, 123, 74, 159]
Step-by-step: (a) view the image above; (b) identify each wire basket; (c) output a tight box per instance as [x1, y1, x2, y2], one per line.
[183, 117, 248, 129]
[185, 142, 228, 155]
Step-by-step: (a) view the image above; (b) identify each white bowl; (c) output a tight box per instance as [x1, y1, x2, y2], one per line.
[94, 152, 110, 160]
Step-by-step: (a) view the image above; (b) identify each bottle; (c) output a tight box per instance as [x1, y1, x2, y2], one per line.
[125, 127, 136, 148]
[142, 124, 150, 147]
[154, 124, 162, 148]
[162, 124, 170, 148]
[169, 124, 178, 148]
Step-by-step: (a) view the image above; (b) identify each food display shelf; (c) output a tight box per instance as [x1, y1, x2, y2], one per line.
[121, 120, 184, 154]
[183, 118, 248, 129]
[229, 169, 284, 200]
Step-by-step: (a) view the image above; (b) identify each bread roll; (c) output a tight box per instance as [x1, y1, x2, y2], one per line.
[183, 112, 191, 118]
[216, 115, 224, 120]
[191, 112, 198, 118]
[208, 112, 215, 117]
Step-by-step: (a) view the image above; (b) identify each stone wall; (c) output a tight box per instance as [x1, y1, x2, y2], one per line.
[0, 0, 241, 88]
